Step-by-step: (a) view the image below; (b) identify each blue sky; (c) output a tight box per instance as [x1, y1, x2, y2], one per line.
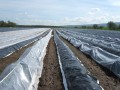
[0, 0, 120, 25]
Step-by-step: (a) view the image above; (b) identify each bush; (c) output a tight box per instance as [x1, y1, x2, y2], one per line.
[0, 21, 17, 27]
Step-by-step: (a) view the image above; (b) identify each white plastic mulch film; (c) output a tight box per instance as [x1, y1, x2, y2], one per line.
[0, 30, 52, 90]
[0, 28, 48, 49]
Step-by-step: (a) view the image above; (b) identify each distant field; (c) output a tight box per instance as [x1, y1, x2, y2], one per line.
[0, 27, 33, 32]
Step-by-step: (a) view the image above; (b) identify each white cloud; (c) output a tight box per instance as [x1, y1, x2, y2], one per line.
[92, 8, 101, 12]
[110, 16, 120, 21]
[12, 13, 120, 25]
[15, 18, 20, 21]
[107, 0, 120, 6]
[62, 14, 120, 25]
[88, 8, 101, 15]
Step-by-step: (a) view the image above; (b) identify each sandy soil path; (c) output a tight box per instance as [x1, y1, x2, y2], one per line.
[38, 36, 64, 90]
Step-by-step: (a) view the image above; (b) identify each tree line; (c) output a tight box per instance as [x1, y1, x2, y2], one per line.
[0, 21, 17, 27]
[1, 20, 120, 31]
[78, 21, 120, 31]
[0, 20, 63, 28]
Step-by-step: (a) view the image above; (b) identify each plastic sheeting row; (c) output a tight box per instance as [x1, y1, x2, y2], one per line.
[0, 30, 52, 90]
[59, 29, 120, 44]
[58, 30, 120, 56]
[57, 30, 120, 79]
[0, 30, 50, 58]
[0, 28, 49, 49]
[54, 32, 103, 90]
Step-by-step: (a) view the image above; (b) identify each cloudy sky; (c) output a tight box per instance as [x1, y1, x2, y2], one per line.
[0, 0, 120, 25]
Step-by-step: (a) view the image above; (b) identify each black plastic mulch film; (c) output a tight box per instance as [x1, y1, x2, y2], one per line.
[54, 31, 102, 90]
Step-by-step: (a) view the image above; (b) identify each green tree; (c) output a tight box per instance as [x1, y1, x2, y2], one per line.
[0, 21, 6, 27]
[7, 21, 16, 27]
[93, 24, 98, 29]
[81, 25, 87, 29]
[0, 20, 16, 27]
[99, 26, 103, 29]
[107, 21, 117, 30]
[118, 24, 120, 30]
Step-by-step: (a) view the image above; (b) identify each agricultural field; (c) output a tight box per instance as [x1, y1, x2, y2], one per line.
[0, 28, 120, 90]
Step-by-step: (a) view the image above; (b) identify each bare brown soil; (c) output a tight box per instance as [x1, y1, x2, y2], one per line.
[60, 37, 120, 90]
[38, 37, 64, 90]
[0, 42, 35, 74]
